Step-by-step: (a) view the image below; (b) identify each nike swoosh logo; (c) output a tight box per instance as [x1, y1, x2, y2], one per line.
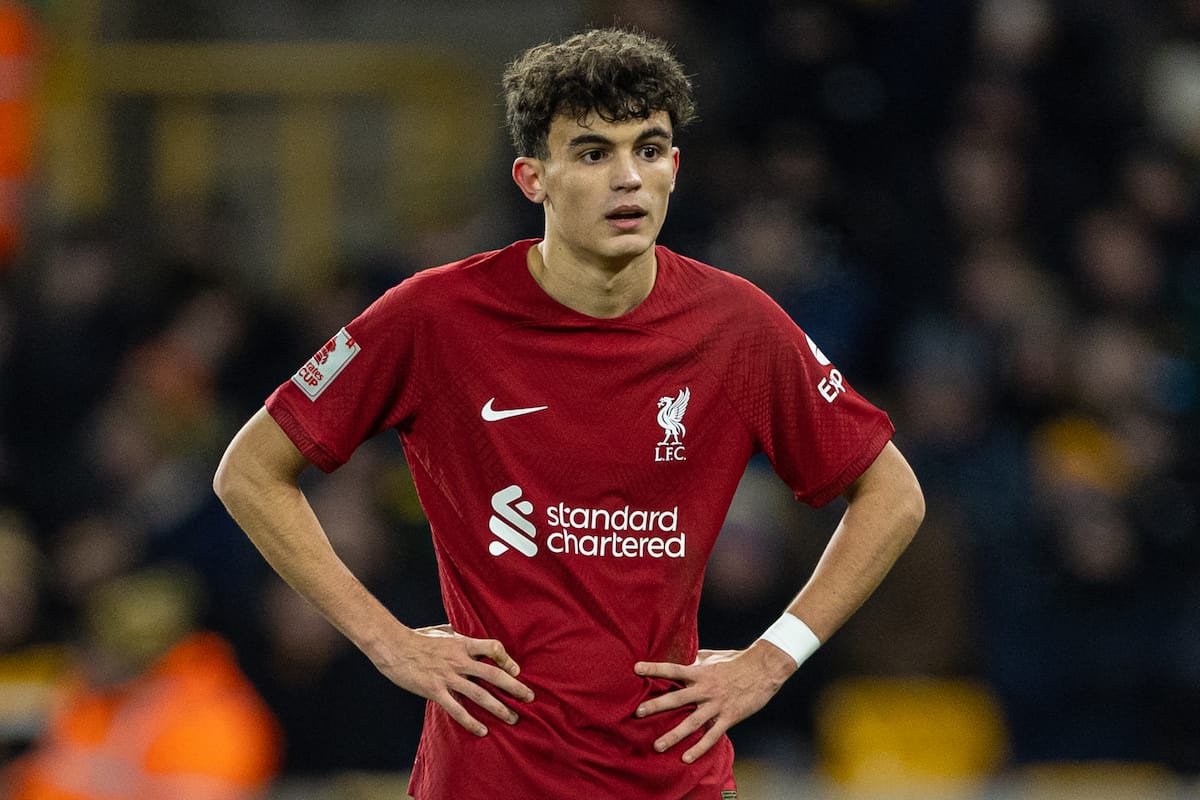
[481, 398, 549, 422]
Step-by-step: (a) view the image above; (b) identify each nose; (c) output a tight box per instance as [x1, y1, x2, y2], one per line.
[610, 153, 642, 191]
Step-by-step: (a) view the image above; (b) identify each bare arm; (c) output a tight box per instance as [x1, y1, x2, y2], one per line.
[213, 408, 533, 735]
[634, 440, 924, 761]
[784, 439, 926, 640]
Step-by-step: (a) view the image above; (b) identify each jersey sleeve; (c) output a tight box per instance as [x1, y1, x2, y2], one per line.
[265, 282, 424, 472]
[728, 285, 894, 507]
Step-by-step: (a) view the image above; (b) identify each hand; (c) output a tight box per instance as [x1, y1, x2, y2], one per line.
[633, 642, 795, 763]
[372, 623, 535, 737]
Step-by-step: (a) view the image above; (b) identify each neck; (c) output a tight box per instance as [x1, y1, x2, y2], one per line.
[528, 240, 657, 319]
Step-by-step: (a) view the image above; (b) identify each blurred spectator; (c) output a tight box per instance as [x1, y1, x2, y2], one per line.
[1145, 19, 1200, 158]
[884, 313, 1029, 677]
[48, 513, 143, 617]
[939, 126, 1029, 246]
[1117, 137, 1197, 249]
[0, 507, 42, 655]
[82, 290, 234, 534]
[0, 220, 142, 529]
[0, 507, 68, 764]
[1071, 207, 1165, 319]
[981, 415, 1194, 764]
[2, 564, 282, 800]
[705, 192, 878, 374]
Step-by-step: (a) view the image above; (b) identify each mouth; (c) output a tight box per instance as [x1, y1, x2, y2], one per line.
[605, 206, 648, 229]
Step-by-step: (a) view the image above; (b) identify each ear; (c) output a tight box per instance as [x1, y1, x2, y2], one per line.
[669, 147, 680, 193]
[512, 157, 546, 203]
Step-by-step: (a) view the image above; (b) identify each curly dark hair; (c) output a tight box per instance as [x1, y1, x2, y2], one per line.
[502, 28, 697, 158]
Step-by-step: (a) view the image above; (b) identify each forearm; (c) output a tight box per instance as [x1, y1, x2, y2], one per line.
[787, 441, 925, 642]
[214, 410, 409, 662]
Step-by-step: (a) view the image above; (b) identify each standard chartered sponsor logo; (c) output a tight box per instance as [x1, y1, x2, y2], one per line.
[487, 487, 686, 559]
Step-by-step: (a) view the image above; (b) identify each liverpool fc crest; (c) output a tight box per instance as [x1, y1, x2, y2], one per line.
[655, 387, 690, 462]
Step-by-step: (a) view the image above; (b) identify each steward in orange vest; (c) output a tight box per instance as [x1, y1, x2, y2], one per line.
[4, 567, 282, 800]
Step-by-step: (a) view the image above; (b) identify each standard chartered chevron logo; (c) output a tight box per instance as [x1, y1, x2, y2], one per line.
[488, 485, 537, 557]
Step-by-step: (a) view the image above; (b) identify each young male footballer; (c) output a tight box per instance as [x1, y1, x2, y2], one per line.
[215, 27, 924, 799]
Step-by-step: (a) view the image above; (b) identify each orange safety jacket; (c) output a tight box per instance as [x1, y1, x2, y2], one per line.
[5, 633, 282, 800]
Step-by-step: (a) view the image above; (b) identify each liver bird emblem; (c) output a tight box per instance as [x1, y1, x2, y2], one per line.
[656, 387, 690, 446]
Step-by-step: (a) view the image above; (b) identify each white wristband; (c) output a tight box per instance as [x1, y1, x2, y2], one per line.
[758, 612, 821, 668]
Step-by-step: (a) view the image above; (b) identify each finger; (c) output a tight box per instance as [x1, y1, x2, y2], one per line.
[681, 720, 728, 764]
[464, 660, 536, 702]
[635, 686, 696, 718]
[434, 690, 489, 737]
[451, 678, 521, 726]
[653, 708, 715, 754]
[634, 660, 689, 680]
[471, 638, 522, 677]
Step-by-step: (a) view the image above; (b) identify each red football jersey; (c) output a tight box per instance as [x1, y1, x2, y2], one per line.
[266, 239, 894, 799]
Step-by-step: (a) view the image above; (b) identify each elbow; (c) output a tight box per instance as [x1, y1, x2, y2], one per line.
[900, 472, 925, 544]
[212, 452, 234, 507]
[212, 409, 305, 521]
[212, 444, 248, 510]
[213, 447, 269, 530]
[880, 441, 925, 545]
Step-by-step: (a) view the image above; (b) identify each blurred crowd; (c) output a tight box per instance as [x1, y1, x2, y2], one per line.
[1, 0, 1199, 794]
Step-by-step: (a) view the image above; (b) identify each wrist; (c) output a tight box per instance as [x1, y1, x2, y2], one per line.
[756, 612, 821, 671]
[356, 616, 415, 667]
[750, 638, 801, 689]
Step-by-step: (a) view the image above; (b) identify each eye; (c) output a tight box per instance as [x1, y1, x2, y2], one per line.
[581, 150, 606, 163]
[639, 145, 663, 160]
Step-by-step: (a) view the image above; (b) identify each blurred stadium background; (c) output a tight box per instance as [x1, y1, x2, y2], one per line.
[1, 0, 1198, 798]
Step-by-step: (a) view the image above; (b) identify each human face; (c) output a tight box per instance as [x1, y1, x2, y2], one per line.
[515, 110, 680, 269]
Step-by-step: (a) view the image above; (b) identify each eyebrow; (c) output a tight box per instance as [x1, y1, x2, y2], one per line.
[566, 125, 674, 151]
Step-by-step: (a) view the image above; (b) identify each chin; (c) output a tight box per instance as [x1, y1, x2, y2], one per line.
[600, 232, 656, 261]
